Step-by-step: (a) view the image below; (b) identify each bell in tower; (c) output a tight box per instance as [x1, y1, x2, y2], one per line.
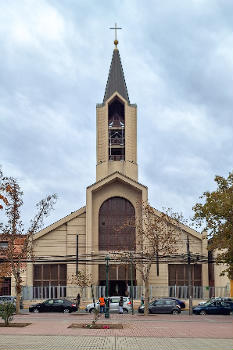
[108, 97, 125, 161]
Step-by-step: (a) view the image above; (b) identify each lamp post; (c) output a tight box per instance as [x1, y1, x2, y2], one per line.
[187, 236, 192, 315]
[130, 252, 134, 315]
[105, 255, 110, 319]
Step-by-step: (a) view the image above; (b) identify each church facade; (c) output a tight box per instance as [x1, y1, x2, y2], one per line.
[22, 41, 229, 300]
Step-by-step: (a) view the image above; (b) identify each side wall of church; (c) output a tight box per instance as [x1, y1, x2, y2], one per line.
[26, 213, 86, 290]
[148, 228, 209, 289]
[214, 265, 230, 287]
[212, 249, 230, 288]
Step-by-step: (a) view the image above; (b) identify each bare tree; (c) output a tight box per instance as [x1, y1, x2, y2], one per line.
[0, 169, 10, 210]
[69, 270, 92, 301]
[0, 173, 57, 314]
[111, 201, 183, 315]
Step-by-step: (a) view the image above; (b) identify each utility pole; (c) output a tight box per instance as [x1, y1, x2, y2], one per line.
[76, 235, 79, 275]
[187, 236, 192, 315]
[130, 252, 134, 315]
[105, 255, 110, 319]
[156, 244, 159, 276]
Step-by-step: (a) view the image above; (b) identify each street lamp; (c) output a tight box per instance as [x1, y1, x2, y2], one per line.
[130, 253, 134, 315]
[105, 255, 110, 318]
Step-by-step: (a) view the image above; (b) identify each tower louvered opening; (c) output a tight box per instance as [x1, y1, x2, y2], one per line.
[108, 97, 125, 161]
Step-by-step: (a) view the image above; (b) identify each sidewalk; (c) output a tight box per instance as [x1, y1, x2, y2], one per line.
[0, 335, 232, 350]
[0, 313, 232, 338]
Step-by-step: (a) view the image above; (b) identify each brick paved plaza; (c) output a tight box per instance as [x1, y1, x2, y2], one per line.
[0, 313, 232, 349]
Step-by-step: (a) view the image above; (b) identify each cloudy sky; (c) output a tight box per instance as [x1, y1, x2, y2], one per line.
[0, 0, 232, 230]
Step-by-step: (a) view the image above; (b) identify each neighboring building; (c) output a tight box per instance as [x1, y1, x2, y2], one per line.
[20, 39, 230, 300]
[0, 235, 26, 296]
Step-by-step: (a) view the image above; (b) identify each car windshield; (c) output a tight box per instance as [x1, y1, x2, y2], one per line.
[111, 298, 120, 303]
[204, 301, 212, 306]
[54, 300, 64, 304]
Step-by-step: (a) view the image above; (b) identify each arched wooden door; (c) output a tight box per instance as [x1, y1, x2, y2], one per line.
[99, 197, 135, 251]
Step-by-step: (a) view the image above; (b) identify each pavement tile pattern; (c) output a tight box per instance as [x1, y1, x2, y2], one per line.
[0, 335, 232, 350]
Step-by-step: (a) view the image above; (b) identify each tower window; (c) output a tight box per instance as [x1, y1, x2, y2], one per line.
[109, 148, 125, 161]
[99, 197, 135, 251]
[108, 97, 125, 160]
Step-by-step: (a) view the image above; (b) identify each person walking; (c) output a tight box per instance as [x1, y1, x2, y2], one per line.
[99, 295, 105, 313]
[76, 293, 81, 311]
[119, 296, 124, 314]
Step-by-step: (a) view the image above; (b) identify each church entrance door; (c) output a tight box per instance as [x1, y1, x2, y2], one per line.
[99, 264, 136, 297]
[109, 280, 127, 296]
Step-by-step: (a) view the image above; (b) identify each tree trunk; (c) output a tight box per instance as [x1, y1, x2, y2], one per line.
[144, 279, 150, 316]
[15, 279, 21, 314]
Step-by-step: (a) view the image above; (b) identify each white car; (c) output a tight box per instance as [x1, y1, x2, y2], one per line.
[198, 297, 222, 305]
[85, 296, 132, 313]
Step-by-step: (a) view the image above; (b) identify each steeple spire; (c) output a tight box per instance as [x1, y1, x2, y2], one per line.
[103, 25, 130, 103]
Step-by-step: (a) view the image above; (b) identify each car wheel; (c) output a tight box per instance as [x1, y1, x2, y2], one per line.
[63, 308, 70, 313]
[172, 309, 179, 315]
[123, 309, 128, 314]
[89, 308, 96, 313]
[33, 308, 39, 313]
[200, 310, 206, 315]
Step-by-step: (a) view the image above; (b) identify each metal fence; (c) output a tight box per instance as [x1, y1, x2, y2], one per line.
[149, 285, 230, 300]
[22, 285, 230, 301]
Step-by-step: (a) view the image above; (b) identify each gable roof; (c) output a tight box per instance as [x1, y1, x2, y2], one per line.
[33, 206, 86, 240]
[87, 171, 147, 191]
[151, 207, 204, 241]
[103, 48, 130, 103]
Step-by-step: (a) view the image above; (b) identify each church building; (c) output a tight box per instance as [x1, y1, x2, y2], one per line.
[22, 38, 229, 300]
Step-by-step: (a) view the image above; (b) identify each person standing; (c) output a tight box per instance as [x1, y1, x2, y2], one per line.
[99, 295, 105, 313]
[119, 296, 124, 314]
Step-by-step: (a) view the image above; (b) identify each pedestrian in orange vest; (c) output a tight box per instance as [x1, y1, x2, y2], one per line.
[99, 295, 105, 313]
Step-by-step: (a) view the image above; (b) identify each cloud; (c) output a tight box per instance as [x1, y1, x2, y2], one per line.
[0, 0, 232, 228]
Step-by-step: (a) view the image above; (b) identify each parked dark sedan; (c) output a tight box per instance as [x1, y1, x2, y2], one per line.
[193, 301, 231, 315]
[168, 298, 185, 309]
[29, 299, 77, 313]
[138, 298, 181, 314]
[199, 298, 233, 312]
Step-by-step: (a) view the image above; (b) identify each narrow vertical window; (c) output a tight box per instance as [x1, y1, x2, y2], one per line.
[99, 197, 135, 250]
[108, 97, 125, 161]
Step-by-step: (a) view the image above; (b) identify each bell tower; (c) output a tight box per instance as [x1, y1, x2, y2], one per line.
[96, 36, 138, 182]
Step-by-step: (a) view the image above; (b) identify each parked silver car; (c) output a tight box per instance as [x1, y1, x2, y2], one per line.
[0, 296, 16, 306]
[0, 296, 23, 309]
[85, 296, 132, 313]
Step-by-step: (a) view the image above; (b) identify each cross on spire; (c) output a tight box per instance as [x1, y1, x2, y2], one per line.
[110, 23, 122, 48]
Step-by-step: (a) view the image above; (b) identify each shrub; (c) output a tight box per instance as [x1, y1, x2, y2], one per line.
[0, 302, 15, 326]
